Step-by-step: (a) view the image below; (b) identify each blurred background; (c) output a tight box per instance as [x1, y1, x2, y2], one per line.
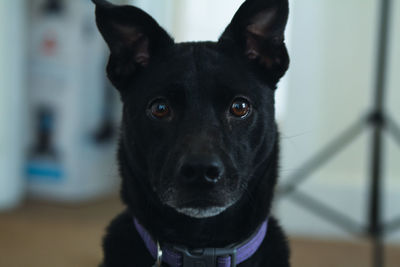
[0, 0, 399, 266]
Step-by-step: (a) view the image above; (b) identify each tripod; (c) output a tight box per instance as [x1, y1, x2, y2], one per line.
[278, 0, 400, 266]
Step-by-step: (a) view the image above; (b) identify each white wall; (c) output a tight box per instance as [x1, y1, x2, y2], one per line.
[170, 0, 244, 42]
[277, 0, 400, 244]
[0, 0, 27, 210]
[386, 0, 400, 201]
[132, 0, 244, 42]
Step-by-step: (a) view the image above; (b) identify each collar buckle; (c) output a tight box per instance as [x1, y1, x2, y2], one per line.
[172, 246, 237, 267]
[153, 241, 163, 267]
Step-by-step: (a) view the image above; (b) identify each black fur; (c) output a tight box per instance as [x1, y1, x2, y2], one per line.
[93, 0, 290, 266]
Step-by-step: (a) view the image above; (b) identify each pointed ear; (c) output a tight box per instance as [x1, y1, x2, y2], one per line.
[219, 0, 289, 85]
[93, 0, 174, 90]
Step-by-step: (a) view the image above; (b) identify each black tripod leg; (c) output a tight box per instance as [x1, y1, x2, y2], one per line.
[368, 0, 392, 263]
[372, 238, 384, 267]
[278, 119, 365, 196]
[369, 124, 385, 267]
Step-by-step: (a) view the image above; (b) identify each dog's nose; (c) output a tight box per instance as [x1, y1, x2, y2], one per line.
[178, 155, 224, 184]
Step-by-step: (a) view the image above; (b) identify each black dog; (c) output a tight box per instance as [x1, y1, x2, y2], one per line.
[93, 0, 290, 266]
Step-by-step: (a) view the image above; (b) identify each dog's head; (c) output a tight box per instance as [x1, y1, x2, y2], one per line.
[94, 0, 289, 219]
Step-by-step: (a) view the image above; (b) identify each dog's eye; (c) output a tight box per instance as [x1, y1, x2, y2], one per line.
[230, 98, 251, 118]
[149, 100, 171, 119]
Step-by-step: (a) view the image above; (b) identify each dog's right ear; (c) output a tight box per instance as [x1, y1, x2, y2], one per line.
[93, 0, 174, 90]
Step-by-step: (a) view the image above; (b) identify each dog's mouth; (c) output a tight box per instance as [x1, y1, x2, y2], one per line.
[174, 206, 231, 219]
[164, 196, 238, 219]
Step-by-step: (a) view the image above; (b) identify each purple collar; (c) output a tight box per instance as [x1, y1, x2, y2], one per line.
[133, 218, 268, 267]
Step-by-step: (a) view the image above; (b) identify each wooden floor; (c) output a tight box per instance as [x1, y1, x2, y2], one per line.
[0, 197, 399, 267]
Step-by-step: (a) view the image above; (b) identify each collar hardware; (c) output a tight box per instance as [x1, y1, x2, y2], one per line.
[153, 241, 163, 267]
[172, 246, 237, 267]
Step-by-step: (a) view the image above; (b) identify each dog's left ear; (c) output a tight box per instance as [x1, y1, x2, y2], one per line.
[93, 0, 174, 90]
[219, 0, 289, 85]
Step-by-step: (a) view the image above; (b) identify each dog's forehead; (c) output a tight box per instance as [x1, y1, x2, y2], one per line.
[138, 42, 257, 96]
[171, 42, 222, 64]
[163, 42, 232, 80]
